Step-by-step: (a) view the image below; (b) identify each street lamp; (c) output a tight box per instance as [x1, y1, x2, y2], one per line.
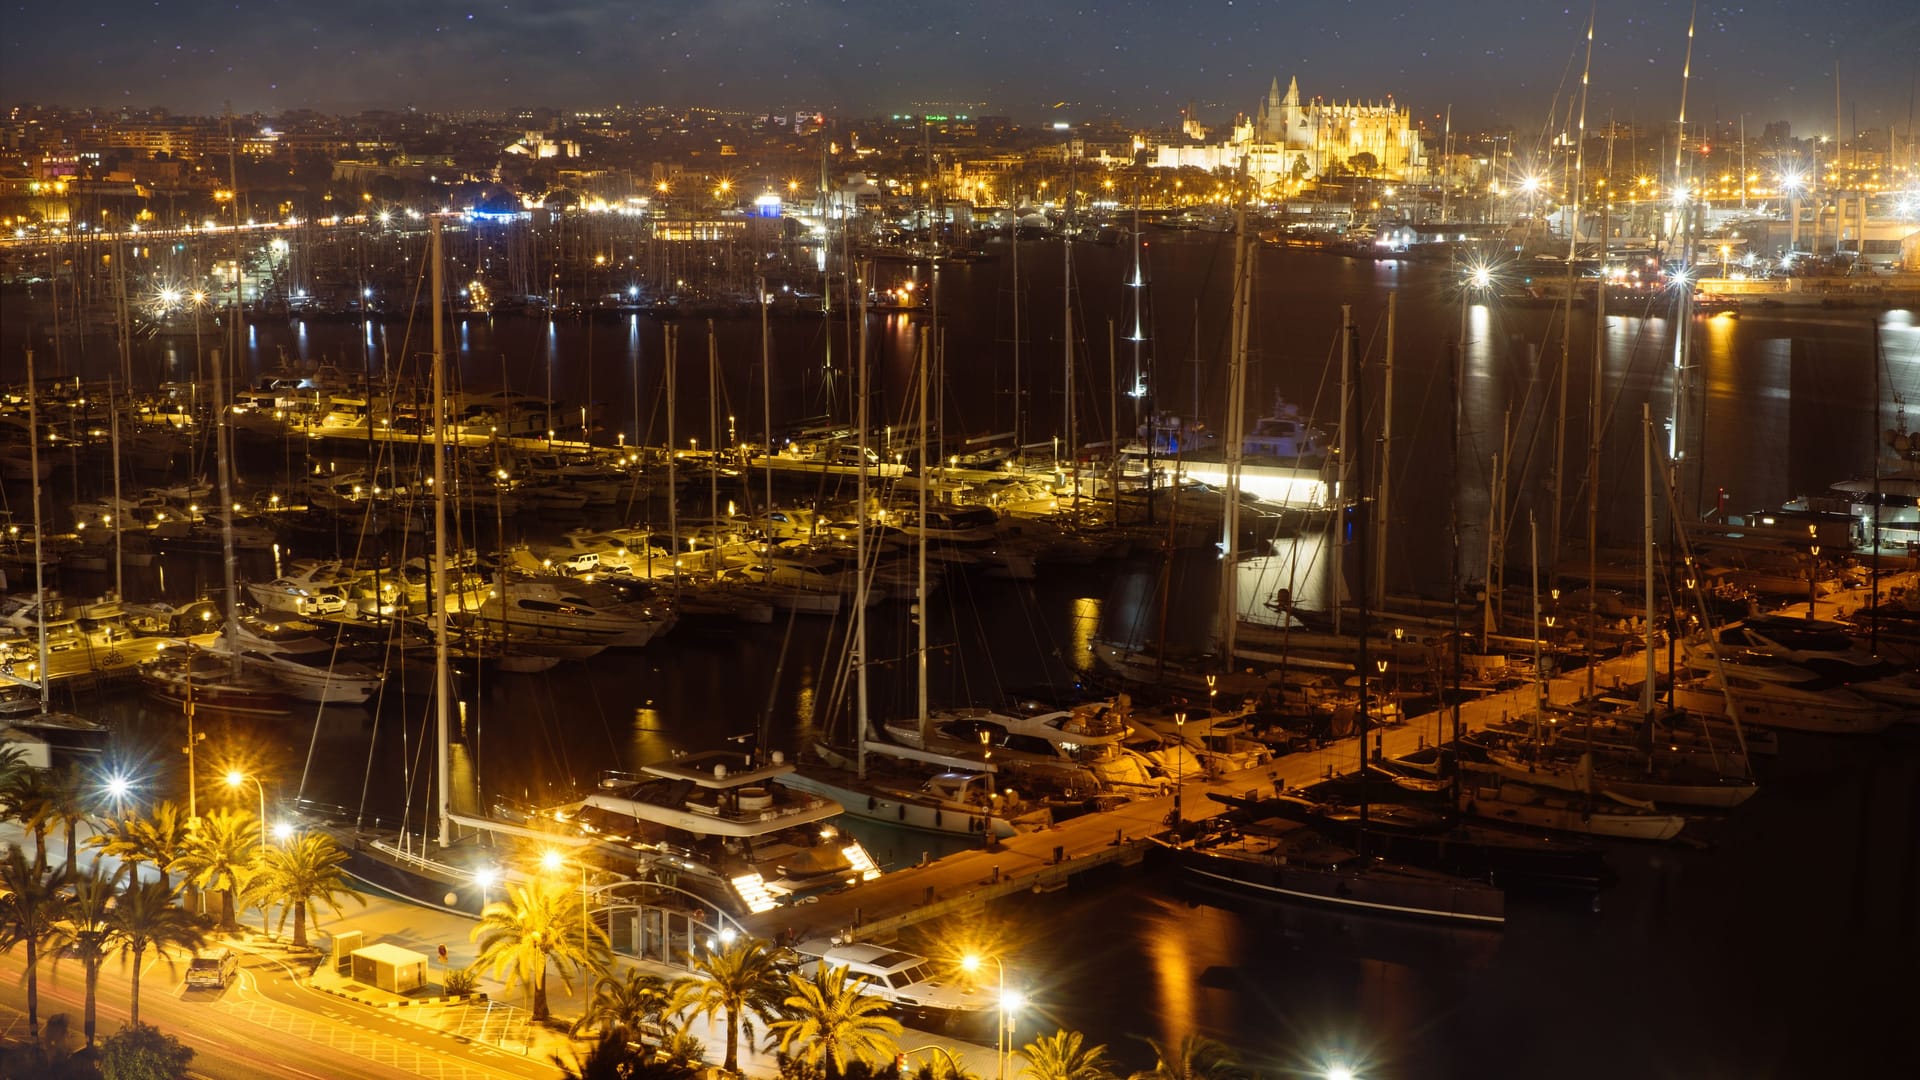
[1172, 710, 1188, 825]
[961, 953, 1010, 1080]
[475, 866, 498, 909]
[225, 769, 267, 850]
[543, 849, 590, 949]
[1807, 524, 1821, 621]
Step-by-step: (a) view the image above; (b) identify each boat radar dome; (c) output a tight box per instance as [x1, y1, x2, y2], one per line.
[714, 763, 729, 780]
[771, 750, 785, 764]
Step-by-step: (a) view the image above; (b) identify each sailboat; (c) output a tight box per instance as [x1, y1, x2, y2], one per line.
[2, 350, 109, 755]
[1157, 221, 1506, 926]
[137, 344, 292, 720]
[778, 311, 1056, 838]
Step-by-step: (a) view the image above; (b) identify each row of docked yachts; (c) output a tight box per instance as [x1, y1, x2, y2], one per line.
[1152, 596, 1918, 929]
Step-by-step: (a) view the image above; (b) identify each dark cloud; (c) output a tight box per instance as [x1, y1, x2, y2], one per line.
[3, 0, 1914, 130]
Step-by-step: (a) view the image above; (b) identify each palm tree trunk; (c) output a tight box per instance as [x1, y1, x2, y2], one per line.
[66, 822, 78, 866]
[534, 969, 549, 1022]
[221, 886, 236, 930]
[24, 939, 37, 1037]
[84, 961, 100, 1048]
[130, 944, 145, 1026]
[293, 900, 308, 948]
[32, 826, 46, 868]
[725, 1011, 739, 1074]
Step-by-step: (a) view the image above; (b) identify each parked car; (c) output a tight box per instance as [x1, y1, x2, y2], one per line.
[185, 948, 238, 989]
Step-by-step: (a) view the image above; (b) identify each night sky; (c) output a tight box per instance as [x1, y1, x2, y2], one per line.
[5, 1, 1915, 132]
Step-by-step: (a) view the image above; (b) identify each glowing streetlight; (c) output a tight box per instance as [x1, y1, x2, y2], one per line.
[475, 866, 499, 908]
[961, 954, 1014, 1080]
[225, 770, 268, 849]
[273, 821, 295, 843]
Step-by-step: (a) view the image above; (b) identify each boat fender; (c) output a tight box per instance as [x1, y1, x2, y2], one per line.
[899, 805, 907, 821]
[934, 809, 942, 826]
[868, 796, 877, 811]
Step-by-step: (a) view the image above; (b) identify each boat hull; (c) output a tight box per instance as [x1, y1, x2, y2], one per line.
[1159, 837, 1506, 925]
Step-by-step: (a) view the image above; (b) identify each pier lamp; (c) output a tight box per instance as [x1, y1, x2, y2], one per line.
[961, 953, 1010, 1080]
[1171, 711, 1190, 825]
[475, 866, 498, 909]
[1807, 524, 1820, 621]
[1325, 1064, 1357, 1080]
[225, 770, 268, 850]
[273, 822, 295, 844]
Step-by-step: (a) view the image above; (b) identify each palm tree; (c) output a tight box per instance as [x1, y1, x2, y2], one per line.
[0, 845, 65, 1038]
[107, 879, 210, 1026]
[669, 936, 785, 1075]
[0, 744, 27, 791]
[0, 765, 57, 866]
[135, 800, 192, 895]
[46, 860, 117, 1049]
[574, 967, 671, 1039]
[1128, 1036, 1244, 1080]
[45, 763, 93, 867]
[469, 877, 610, 1023]
[768, 964, 903, 1078]
[169, 808, 258, 930]
[554, 1029, 643, 1080]
[87, 811, 149, 887]
[1022, 1031, 1116, 1080]
[250, 831, 362, 948]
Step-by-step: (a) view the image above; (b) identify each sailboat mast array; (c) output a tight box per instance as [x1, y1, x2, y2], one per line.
[432, 217, 452, 848]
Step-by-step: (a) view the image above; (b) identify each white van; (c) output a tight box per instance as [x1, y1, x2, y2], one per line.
[803, 944, 986, 1015]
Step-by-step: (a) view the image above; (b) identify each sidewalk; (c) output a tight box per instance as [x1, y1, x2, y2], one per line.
[0, 817, 993, 1076]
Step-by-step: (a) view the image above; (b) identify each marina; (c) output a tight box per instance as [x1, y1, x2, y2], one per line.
[3, 40, 1919, 1075]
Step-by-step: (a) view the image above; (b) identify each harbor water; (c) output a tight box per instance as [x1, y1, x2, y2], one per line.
[4, 242, 1918, 1077]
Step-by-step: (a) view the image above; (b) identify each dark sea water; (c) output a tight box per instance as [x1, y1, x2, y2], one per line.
[5, 242, 1918, 1077]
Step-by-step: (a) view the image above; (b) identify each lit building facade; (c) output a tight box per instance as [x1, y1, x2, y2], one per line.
[1153, 77, 1425, 190]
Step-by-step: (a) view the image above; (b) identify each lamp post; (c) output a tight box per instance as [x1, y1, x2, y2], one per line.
[1172, 710, 1187, 825]
[961, 953, 1010, 1080]
[475, 867, 498, 909]
[224, 770, 267, 850]
[544, 849, 590, 950]
[1807, 524, 1820, 621]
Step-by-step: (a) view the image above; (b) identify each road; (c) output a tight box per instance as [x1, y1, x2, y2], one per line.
[0, 942, 558, 1079]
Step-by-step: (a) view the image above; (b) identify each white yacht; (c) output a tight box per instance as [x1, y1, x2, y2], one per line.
[474, 578, 672, 647]
[538, 750, 880, 917]
[216, 615, 385, 706]
[881, 698, 1160, 793]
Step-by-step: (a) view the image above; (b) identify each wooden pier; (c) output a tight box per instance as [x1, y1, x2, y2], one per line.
[752, 645, 1698, 951]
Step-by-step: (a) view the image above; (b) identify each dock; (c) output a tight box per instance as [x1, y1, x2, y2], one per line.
[753, 643, 1694, 951]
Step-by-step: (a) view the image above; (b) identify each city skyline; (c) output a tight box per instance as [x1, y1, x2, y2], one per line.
[4, 0, 1917, 135]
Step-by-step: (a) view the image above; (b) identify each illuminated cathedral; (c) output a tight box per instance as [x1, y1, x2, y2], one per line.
[1153, 76, 1426, 191]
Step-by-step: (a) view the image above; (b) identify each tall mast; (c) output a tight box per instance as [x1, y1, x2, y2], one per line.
[666, 324, 679, 589]
[761, 276, 773, 521]
[1642, 403, 1657, 716]
[854, 278, 871, 778]
[109, 378, 123, 599]
[1064, 211, 1077, 501]
[707, 322, 720, 524]
[1372, 292, 1395, 610]
[1010, 222, 1022, 451]
[1332, 306, 1352, 638]
[1587, 129, 1613, 698]
[1353, 301, 1371, 852]
[1553, 4, 1596, 569]
[211, 346, 240, 678]
[432, 218, 452, 848]
[1218, 206, 1250, 660]
[916, 325, 930, 744]
[26, 350, 49, 715]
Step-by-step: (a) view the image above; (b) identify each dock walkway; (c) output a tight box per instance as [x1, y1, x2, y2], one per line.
[754, 644, 1682, 951]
